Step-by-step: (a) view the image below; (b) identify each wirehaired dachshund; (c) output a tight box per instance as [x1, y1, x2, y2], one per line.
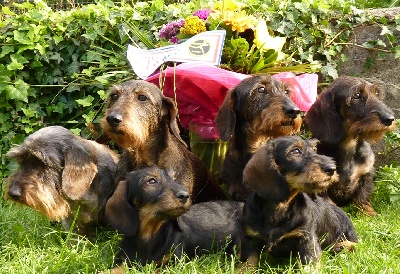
[105, 166, 243, 268]
[240, 136, 357, 268]
[100, 80, 226, 203]
[304, 76, 396, 215]
[6, 126, 119, 235]
[215, 74, 302, 201]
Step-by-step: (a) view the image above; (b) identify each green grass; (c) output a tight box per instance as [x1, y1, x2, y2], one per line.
[1, 167, 400, 273]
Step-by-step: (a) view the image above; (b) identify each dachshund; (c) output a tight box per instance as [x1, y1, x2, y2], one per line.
[6, 126, 119, 235]
[215, 74, 302, 201]
[100, 80, 226, 203]
[240, 136, 357, 268]
[105, 166, 243, 269]
[303, 76, 396, 215]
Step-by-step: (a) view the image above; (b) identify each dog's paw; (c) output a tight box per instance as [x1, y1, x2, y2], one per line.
[332, 240, 357, 253]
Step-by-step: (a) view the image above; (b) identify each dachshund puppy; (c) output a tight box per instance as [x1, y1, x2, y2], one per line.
[6, 126, 119, 235]
[105, 166, 243, 268]
[215, 74, 302, 201]
[101, 80, 226, 203]
[304, 76, 396, 215]
[240, 136, 357, 267]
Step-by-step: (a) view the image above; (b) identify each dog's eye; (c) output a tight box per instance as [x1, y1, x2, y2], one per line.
[284, 89, 290, 96]
[352, 92, 361, 100]
[138, 94, 148, 101]
[257, 87, 266, 93]
[291, 148, 302, 155]
[111, 94, 118, 101]
[147, 178, 157, 184]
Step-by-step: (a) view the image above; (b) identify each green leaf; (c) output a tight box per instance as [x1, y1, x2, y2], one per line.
[2, 6, 16, 15]
[251, 58, 265, 74]
[13, 30, 32, 45]
[0, 46, 15, 59]
[5, 80, 29, 102]
[321, 63, 338, 79]
[76, 95, 95, 107]
[7, 53, 29, 71]
[21, 107, 37, 118]
[393, 47, 400, 59]
[263, 50, 278, 65]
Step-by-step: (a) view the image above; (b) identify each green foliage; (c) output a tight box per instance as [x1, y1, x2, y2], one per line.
[375, 164, 400, 203]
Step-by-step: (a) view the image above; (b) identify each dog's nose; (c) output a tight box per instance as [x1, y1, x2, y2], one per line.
[323, 165, 336, 176]
[176, 190, 190, 204]
[106, 114, 123, 128]
[380, 113, 395, 127]
[8, 184, 22, 200]
[284, 106, 300, 119]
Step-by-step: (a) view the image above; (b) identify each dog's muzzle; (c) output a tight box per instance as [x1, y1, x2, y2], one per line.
[8, 183, 22, 200]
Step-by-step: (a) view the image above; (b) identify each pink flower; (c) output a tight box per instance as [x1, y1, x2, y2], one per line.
[193, 9, 211, 21]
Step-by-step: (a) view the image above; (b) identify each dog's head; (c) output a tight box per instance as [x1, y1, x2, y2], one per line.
[243, 136, 338, 202]
[100, 80, 185, 150]
[215, 74, 302, 141]
[304, 76, 396, 144]
[6, 126, 100, 221]
[105, 166, 191, 239]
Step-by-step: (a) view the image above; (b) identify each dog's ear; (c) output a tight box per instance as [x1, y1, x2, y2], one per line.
[215, 89, 236, 141]
[304, 90, 344, 145]
[61, 141, 98, 200]
[243, 141, 289, 201]
[105, 180, 139, 236]
[161, 96, 187, 147]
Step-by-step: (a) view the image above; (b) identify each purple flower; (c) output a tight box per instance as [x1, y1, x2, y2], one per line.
[193, 9, 211, 21]
[169, 36, 179, 44]
[159, 19, 185, 41]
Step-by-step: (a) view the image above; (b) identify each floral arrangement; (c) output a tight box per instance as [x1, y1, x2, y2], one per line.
[155, 0, 319, 75]
[128, 0, 320, 176]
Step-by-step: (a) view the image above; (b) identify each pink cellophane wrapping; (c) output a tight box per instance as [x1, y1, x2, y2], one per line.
[146, 63, 318, 139]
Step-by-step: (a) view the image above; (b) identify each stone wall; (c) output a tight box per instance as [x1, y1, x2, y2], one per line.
[337, 8, 400, 166]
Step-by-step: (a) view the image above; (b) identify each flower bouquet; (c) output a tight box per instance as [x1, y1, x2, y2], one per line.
[126, 0, 320, 177]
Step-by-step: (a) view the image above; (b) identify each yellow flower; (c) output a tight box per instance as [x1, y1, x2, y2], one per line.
[221, 10, 257, 33]
[214, 0, 245, 12]
[254, 19, 286, 60]
[180, 15, 207, 35]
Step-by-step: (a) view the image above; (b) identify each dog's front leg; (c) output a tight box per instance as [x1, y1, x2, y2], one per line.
[297, 235, 322, 272]
[354, 172, 378, 216]
[237, 234, 264, 271]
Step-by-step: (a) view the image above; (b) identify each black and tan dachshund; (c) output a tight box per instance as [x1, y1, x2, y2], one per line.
[240, 136, 357, 268]
[101, 80, 226, 203]
[105, 166, 243, 269]
[215, 74, 302, 201]
[304, 76, 396, 215]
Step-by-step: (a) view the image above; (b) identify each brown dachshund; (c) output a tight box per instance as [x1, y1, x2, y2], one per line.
[100, 80, 226, 203]
[6, 126, 119, 235]
[215, 74, 302, 200]
[304, 76, 396, 215]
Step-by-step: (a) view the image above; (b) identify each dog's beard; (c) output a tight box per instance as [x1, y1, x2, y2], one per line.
[255, 110, 302, 137]
[24, 184, 70, 221]
[347, 115, 396, 142]
[102, 120, 152, 150]
[285, 169, 338, 194]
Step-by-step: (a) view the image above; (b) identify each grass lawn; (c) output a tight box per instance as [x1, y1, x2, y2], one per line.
[1, 165, 400, 274]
